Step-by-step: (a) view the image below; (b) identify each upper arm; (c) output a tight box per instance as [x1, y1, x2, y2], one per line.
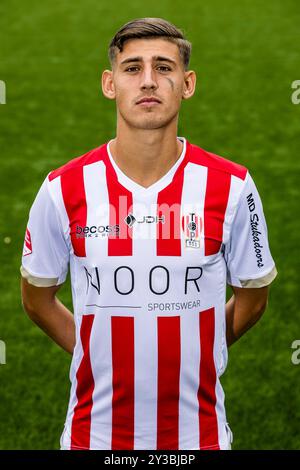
[20, 174, 70, 288]
[21, 276, 62, 315]
[230, 284, 269, 315]
[225, 173, 277, 289]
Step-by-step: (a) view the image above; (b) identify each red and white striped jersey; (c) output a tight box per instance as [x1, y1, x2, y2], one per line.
[21, 137, 277, 450]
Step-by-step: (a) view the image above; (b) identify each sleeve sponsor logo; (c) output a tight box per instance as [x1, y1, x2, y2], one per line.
[22, 227, 32, 256]
[246, 193, 264, 268]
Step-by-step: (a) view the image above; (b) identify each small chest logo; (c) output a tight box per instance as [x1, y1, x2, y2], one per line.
[182, 213, 202, 249]
[124, 213, 165, 227]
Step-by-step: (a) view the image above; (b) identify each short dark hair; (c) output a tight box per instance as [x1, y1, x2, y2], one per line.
[108, 17, 192, 71]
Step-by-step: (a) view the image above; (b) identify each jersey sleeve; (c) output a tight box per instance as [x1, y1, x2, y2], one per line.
[20, 175, 69, 287]
[224, 173, 277, 288]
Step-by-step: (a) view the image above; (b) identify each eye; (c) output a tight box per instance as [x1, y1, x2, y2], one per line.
[124, 65, 172, 72]
[157, 66, 171, 72]
[125, 66, 139, 72]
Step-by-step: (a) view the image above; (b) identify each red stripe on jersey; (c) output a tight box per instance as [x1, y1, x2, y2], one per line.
[157, 316, 181, 449]
[48, 146, 105, 182]
[111, 316, 135, 450]
[198, 308, 219, 450]
[189, 144, 247, 181]
[60, 167, 87, 257]
[157, 169, 184, 256]
[204, 168, 231, 255]
[103, 152, 133, 256]
[71, 314, 95, 450]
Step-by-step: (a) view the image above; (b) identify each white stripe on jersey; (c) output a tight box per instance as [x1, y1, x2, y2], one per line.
[180, 162, 208, 258]
[133, 313, 158, 450]
[223, 174, 246, 245]
[83, 161, 109, 260]
[89, 313, 113, 449]
[47, 174, 71, 250]
[64, 314, 85, 449]
[178, 311, 201, 449]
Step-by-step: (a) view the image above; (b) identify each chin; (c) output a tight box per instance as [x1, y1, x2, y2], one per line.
[133, 119, 167, 130]
[121, 109, 172, 130]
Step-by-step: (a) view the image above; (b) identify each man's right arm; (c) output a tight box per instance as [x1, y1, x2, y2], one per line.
[21, 276, 75, 355]
[20, 174, 73, 353]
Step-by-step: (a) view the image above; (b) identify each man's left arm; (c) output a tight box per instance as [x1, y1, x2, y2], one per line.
[226, 285, 269, 347]
[224, 171, 278, 346]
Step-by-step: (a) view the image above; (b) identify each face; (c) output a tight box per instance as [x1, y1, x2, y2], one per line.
[102, 38, 196, 130]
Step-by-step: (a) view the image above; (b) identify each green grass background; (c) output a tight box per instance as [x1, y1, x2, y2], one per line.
[0, 0, 299, 450]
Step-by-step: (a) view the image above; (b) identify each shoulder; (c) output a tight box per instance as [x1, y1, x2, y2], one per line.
[48, 143, 107, 182]
[188, 142, 248, 181]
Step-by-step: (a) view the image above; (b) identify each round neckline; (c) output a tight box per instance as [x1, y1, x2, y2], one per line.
[106, 137, 187, 196]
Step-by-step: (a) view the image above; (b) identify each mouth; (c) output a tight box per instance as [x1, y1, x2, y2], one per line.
[136, 97, 162, 106]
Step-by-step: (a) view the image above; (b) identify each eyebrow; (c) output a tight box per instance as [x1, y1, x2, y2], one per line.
[120, 56, 177, 66]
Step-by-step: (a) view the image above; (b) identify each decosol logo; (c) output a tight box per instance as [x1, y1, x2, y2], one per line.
[76, 224, 120, 237]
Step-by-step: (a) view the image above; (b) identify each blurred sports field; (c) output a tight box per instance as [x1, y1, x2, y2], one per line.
[0, 0, 299, 450]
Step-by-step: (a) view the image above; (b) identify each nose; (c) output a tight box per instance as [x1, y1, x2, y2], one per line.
[140, 65, 158, 90]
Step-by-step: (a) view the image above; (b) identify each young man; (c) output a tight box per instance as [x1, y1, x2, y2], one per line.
[20, 18, 277, 450]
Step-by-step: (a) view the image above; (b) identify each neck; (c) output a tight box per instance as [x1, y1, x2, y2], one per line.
[108, 118, 183, 188]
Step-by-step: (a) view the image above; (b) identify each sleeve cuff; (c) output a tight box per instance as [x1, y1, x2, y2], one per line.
[229, 265, 278, 288]
[20, 265, 59, 287]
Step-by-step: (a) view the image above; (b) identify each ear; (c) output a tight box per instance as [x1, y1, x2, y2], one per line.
[182, 70, 196, 100]
[102, 70, 116, 100]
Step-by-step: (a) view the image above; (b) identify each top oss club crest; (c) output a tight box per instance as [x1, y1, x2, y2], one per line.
[182, 213, 203, 249]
